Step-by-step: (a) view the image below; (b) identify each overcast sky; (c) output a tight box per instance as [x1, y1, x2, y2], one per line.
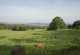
[0, 0, 80, 24]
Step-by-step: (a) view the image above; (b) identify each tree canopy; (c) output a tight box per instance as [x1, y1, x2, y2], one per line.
[47, 16, 66, 30]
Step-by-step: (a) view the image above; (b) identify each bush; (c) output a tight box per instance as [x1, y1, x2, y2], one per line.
[67, 24, 72, 29]
[72, 20, 80, 29]
[12, 25, 27, 31]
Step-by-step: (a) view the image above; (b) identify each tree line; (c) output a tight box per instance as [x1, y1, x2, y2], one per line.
[0, 24, 46, 31]
[0, 16, 80, 31]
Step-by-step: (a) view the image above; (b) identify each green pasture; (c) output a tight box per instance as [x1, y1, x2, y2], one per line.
[0, 29, 80, 55]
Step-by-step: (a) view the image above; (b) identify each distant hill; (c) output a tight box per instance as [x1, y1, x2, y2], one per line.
[0, 22, 49, 27]
[25, 23, 49, 26]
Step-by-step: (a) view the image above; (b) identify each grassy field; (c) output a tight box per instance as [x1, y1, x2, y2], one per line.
[0, 29, 80, 55]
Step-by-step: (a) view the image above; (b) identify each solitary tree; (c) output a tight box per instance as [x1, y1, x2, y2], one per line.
[47, 16, 66, 30]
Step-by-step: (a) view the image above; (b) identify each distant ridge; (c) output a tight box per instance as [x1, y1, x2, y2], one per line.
[0, 22, 49, 27]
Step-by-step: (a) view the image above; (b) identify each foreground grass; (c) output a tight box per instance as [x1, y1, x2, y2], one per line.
[0, 29, 80, 55]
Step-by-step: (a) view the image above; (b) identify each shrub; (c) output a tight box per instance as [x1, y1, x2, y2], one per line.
[12, 25, 26, 31]
[72, 20, 80, 29]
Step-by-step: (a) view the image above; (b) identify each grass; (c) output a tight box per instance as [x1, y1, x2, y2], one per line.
[0, 29, 80, 55]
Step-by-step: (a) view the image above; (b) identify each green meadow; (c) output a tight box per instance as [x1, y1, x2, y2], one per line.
[0, 29, 80, 55]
